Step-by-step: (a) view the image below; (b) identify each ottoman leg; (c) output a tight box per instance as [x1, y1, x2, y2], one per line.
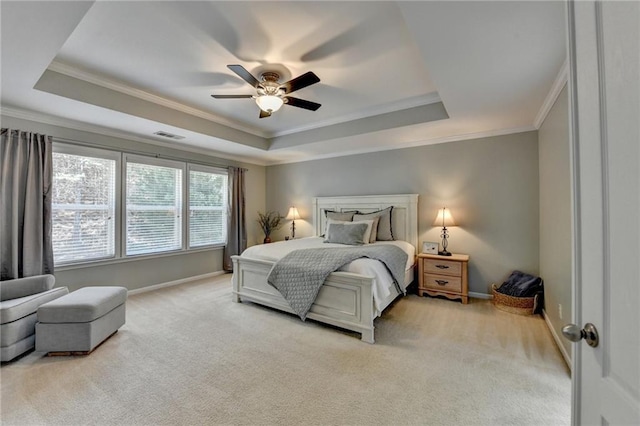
[46, 330, 119, 356]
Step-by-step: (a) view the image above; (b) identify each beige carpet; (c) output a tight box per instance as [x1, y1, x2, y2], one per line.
[1, 274, 570, 425]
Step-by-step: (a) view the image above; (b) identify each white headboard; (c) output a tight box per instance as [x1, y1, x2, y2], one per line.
[313, 194, 419, 249]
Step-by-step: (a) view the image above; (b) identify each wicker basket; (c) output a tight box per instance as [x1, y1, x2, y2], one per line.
[491, 283, 538, 316]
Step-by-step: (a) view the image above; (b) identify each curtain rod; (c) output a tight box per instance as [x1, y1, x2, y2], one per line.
[53, 136, 247, 171]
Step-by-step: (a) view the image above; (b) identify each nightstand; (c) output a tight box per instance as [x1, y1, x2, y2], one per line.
[417, 253, 470, 304]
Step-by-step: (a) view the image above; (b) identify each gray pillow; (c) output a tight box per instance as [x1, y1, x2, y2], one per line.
[352, 214, 380, 243]
[324, 222, 369, 245]
[324, 210, 358, 221]
[355, 206, 394, 241]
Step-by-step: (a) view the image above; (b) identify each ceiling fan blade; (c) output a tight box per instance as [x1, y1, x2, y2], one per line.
[211, 94, 253, 99]
[281, 71, 320, 94]
[284, 96, 321, 111]
[227, 64, 261, 88]
[259, 109, 272, 119]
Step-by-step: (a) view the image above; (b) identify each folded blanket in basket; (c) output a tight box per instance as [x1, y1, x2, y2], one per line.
[497, 270, 543, 297]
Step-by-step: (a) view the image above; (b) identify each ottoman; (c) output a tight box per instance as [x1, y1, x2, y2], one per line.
[36, 286, 127, 355]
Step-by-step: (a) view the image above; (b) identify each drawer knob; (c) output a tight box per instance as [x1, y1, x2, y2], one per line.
[435, 280, 449, 285]
[435, 265, 450, 269]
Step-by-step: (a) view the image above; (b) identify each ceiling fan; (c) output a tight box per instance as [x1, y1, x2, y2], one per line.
[211, 65, 321, 118]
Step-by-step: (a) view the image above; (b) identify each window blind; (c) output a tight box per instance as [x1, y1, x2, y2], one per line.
[52, 143, 230, 265]
[126, 161, 183, 256]
[189, 169, 228, 248]
[52, 152, 116, 264]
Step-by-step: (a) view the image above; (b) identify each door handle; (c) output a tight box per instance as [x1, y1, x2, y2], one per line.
[561, 323, 599, 348]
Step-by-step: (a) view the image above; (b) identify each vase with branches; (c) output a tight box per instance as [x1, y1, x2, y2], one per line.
[257, 211, 283, 243]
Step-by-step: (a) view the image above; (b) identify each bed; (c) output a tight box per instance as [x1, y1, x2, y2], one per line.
[231, 194, 419, 343]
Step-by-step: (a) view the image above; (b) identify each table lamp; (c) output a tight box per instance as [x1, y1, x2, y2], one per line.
[433, 207, 456, 256]
[286, 206, 300, 239]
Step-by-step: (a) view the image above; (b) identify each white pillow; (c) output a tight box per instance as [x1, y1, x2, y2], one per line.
[353, 214, 380, 243]
[326, 219, 374, 245]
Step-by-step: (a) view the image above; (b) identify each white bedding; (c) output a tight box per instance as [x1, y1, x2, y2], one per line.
[241, 237, 415, 314]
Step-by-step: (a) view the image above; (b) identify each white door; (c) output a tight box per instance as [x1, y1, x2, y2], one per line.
[567, 0, 640, 424]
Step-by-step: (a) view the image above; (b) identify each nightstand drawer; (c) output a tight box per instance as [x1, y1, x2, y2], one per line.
[423, 274, 462, 292]
[423, 258, 462, 277]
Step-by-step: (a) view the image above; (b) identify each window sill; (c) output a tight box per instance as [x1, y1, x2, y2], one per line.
[55, 245, 225, 271]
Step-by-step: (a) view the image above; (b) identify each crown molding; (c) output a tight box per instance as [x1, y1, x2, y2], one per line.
[533, 59, 568, 129]
[270, 93, 442, 138]
[47, 61, 442, 141]
[0, 106, 269, 166]
[48, 60, 268, 139]
[2, 105, 535, 168]
[265, 125, 536, 166]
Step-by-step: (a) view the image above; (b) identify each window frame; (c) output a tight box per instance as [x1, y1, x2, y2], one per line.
[187, 164, 228, 249]
[51, 143, 122, 265]
[51, 142, 229, 269]
[123, 154, 187, 257]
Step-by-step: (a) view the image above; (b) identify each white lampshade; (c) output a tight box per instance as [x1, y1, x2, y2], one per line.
[286, 206, 300, 220]
[255, 95, 284, 113]
[433, 207, 456, 227]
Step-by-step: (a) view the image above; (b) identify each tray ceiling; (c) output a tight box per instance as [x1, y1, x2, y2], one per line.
[0, 1, 567, 165]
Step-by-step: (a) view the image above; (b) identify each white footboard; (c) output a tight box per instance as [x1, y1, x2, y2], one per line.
[231, 255, 376, 343]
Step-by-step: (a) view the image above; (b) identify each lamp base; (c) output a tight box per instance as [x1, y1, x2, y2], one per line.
[438, 227, 452, 257]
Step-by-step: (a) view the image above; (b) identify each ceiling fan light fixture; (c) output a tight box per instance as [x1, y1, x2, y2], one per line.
[255, 95, 284, 113]
[212, 65, 321, 118]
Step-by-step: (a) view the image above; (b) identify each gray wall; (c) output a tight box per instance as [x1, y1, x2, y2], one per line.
[1, 115, 266, 292]
[4, 111, 565, 305]
[538, 85, 572, 357]
[266, 132, 540, 295]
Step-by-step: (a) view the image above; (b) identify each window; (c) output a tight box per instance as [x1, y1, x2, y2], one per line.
[51, 143, 229, 265]
[52, 145, 119, 264]
[125, 156, 184, 256]
[189, 166, 228, 248]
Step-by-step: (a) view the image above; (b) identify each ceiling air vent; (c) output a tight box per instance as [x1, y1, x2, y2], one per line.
[153, 131, 185, 140]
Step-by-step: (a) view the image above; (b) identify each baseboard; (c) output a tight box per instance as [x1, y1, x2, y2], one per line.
[127, 271, 227, 296]
[469, 291, 492, 300]
[542, 309, 572, 371]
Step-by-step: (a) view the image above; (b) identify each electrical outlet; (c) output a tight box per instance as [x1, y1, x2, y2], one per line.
[558, 304, 563, 320]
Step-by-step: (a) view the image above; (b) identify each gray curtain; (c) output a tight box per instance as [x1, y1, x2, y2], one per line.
[0, 128, 54, 280]
[223, 166, 247, 272]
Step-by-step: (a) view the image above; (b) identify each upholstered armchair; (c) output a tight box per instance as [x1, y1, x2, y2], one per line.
[0, 274, 68, 362]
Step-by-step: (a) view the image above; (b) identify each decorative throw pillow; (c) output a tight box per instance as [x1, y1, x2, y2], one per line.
[324, 222, 370, 246]
[324, 210, 358, 221]
[322, 210, 358, 237]
[352, 213, 380, 243]
[326, 219, 374, 244]
[355, 206, 394, 241]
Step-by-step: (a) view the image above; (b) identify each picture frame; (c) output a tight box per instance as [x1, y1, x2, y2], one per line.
[422, 241, 439, 254]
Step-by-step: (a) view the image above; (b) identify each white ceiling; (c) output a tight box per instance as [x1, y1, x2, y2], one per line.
[0, 1, 567, 166]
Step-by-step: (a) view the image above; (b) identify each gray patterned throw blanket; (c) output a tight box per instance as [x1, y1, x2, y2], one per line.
[267, 245, 408, 320]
